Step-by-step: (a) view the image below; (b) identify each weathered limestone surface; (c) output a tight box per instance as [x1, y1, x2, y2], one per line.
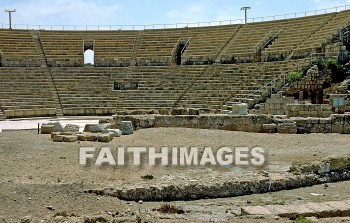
[84, 124, 112, 133]
[52, 134, 64, 142]
[41, 124, 55, 134]
[102, 129, 122, 137]
[98, 133, 114, 142]
[63, 135, 78, 142]
[242, 200, 350, 218]
[46, 122, 64, 132]
[231, 103, 248, 115]
[63, 124, 80, 132]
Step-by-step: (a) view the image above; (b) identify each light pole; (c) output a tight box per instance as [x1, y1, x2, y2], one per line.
[5, 9, 16, 29]
[240, 6, 250, 24]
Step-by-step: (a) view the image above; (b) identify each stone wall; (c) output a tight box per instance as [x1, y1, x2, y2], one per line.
[114, 114, 274, 133]
[251, 92, 294, 115]
[285, 104, 332, 118]
[113, 114, 350, 134]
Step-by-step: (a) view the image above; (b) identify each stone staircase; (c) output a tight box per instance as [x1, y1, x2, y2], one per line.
[31, 30, 64, 117]
[0, 108, 6, 121]
[214, 25, 242, 63]
[130, 31, 144, 66]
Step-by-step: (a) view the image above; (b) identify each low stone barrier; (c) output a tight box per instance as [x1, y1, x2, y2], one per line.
[113, 114, 350, 134]
[286, 104, 332, 118]
[86, 155, 350, 201]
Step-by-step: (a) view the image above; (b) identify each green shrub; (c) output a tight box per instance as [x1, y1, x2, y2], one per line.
[287, 71, 303, 82]
[318, 58, 346, 82]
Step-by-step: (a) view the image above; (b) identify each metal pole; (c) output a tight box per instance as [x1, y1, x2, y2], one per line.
[240, 7, 251, 24]
[5, 9, 16, 29]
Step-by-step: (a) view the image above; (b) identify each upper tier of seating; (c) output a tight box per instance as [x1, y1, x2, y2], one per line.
[0, 9, 347, 67]
[39, 30, 138, 67]
[0, 30, 41, 67]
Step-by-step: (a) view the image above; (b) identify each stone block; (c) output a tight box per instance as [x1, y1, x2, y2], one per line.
[63, 135, 78, 142]
[133, 116, 155, 129]
[98, 133, 114, 142]
[84, 124, 112, 133]
[121, 121, 134, 135]
[76, 133, 87, 141]
[52, 135, 64, 142]
[102, 129, 122, 137]
[232, 103, 248, 115]
[305, 202, 337, 218]
[86, 133, 99, 141]
[46, 122, 64, 132]
[277, 122, 297, 134]
[41, 124, 55, 134]
[63, 124, 80, 132]
[51, 132, 61, 139]
[262, 124, 277, 133]
[324, 201, 350, 217]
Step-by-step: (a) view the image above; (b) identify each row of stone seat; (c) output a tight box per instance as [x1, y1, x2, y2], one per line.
[51, 68, 120, 115]
[0, 68, 57, 118]
[1, 10, 346, 67]
[291, 9, 350, 58]
[0, 30, 41, 67]
[177, 61, 303, 112]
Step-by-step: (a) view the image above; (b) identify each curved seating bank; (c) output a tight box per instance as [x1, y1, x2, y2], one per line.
[0, 10, 350, 119]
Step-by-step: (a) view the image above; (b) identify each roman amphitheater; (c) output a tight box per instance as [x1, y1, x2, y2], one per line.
[0, 5, 350, 223]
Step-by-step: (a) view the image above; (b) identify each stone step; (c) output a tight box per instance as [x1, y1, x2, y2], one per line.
[241, 200, 350, 219]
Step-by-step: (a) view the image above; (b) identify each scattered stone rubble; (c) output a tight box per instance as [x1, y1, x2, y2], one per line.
[41, 121, 132, 143]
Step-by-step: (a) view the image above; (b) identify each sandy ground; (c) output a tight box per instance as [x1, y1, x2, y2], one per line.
[0, 126, 349, 222]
